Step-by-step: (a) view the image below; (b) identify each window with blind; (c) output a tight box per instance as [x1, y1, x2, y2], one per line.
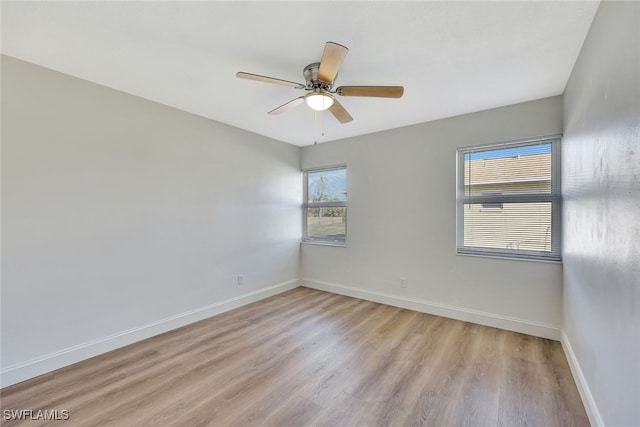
[456, 136, 561, 261]
[303, 165, 347, 245]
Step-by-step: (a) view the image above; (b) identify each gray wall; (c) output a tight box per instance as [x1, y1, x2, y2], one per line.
[1, 56, 301, 386]
[562, 2, 640, 426]
[301, 96, 564, 337]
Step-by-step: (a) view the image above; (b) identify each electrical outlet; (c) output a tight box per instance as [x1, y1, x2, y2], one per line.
[237, 274, 244, 286]
[400, 277, 407, 288]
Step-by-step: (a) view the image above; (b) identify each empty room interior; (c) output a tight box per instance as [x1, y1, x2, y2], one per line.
[1, 1, 638, 426]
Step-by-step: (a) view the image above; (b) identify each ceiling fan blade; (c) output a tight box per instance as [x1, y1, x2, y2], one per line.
[236, 72, 305, 89]
[318, 42, 349, 83]
[268, 96, 305, 115]
[336, 86, 404, 98]
[328, 99, 353, 124]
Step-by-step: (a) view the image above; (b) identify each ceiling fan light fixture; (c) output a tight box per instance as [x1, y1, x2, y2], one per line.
[305, 91, 334, 111]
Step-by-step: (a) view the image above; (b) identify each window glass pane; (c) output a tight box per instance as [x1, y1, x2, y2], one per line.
[463, 202, 553, 252]
[481, 192, 503, 209]
[463, 143, 551, 196]
[306, 207, 346, 240]
[307, 168, 347, 203]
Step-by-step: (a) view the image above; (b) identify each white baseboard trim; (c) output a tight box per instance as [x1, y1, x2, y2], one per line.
[302, 279, 561, 340]
[560, 330, 604, 427]
[0, 279, 299, 388]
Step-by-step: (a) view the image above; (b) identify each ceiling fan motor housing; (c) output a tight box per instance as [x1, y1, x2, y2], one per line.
[303, 63, 334, 91]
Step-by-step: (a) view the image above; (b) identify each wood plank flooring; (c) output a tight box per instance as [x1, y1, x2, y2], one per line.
[0, 287, 589, 426]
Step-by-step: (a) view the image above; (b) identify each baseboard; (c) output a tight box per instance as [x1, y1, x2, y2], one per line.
[302, 279, 561, 340]
[560, 330, 604, 427]
[0, 279, 299, 388]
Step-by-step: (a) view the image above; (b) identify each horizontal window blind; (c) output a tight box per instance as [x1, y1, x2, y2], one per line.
[457, 137, 561, 261]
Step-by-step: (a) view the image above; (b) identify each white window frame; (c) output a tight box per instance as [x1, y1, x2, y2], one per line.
[302, 164, 347, 245]
[456, 135, 561, 261]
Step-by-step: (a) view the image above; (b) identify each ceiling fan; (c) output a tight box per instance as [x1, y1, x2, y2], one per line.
[236, 41, 404, 123]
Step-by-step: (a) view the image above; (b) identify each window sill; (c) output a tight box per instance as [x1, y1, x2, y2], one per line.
[301, 240, 347, 247]
[456, 251, 562, 264]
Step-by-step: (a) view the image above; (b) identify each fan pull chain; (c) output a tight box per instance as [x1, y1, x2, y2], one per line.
[314, 109, 318, 137]
[314, 109, 325, 139]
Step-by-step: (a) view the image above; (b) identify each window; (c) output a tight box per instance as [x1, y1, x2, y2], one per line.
[481, 193, 503, 209]
[303, 165, 347, 245]
[456, 136, 561, 261]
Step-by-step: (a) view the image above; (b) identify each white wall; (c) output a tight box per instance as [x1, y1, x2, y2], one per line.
[301, 96, 564, 339]
[0, 56, 301, 387]
[562, 2, 640, 426]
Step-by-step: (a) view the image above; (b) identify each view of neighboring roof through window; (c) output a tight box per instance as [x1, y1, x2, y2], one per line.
[457, 137, 561, 261]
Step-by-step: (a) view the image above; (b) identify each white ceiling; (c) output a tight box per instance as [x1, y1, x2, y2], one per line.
[1, 1, 599, 146]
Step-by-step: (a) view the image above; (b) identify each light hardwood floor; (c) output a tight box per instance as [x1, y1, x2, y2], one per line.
[1, 287, 589, 426]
